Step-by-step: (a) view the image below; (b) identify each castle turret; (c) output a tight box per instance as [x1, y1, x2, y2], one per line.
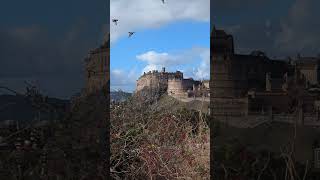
[211, 27, 237, 98]
[167, 78, 185, 97]
[211, 27, 249, 117]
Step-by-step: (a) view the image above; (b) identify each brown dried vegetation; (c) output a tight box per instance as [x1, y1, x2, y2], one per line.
[110, 89, 210, 179]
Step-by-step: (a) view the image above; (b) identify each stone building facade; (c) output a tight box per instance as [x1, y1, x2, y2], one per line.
[211, 27, 320, 118]
[167, 78, 201, 97]
[295, 57, 320, 86]
[136, 67, 209, 98]
[135, 67, 182, 93]
[84, 34, 110, 95]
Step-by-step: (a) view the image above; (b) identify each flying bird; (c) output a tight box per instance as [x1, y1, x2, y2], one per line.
[161, 0, 165, 4]
[128, 32, 135, 37]
[112, 19, 118, 25]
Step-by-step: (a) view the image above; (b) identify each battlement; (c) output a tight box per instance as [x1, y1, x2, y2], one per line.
[138, 69, 183, 80]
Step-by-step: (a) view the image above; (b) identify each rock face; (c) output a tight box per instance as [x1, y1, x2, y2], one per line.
[84, 33, 110, 95]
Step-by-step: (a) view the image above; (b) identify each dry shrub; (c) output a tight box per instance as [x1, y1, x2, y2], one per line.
[110, 94, 209, 179]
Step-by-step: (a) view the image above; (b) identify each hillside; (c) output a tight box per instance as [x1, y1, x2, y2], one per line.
[151, 94, 210, 113]
[110, 93, 210, 179]
[110, 91, 132, 102]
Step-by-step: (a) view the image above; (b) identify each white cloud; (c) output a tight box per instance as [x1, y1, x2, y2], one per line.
[110, 68, 139, 92]
[136, 47, 209, 79]
[193, 48, 210, 80]
[110, 0, 209, 43]
[136, 51, 173, 65]
[111, 47, 209, 91]
[136, 50, 192, 73]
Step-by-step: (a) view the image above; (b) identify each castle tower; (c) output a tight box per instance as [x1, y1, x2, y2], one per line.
[211, 27, 237, 98]
[211, 27, 249, 117]
[167, 78, 186, 97]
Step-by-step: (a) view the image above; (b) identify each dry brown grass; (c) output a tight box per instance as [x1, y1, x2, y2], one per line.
[110, 92, 209, 179]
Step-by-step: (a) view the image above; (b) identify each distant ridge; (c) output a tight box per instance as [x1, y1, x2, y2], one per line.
[0, 94, 69, 123]
[110, 91, 132, 102]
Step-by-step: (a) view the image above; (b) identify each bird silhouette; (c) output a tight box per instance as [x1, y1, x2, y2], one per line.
[112, 19, 118, 25]
[128, 32, 135, 37]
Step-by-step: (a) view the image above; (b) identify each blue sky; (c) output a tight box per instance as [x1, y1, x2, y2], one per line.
[110, 0, 210, 92]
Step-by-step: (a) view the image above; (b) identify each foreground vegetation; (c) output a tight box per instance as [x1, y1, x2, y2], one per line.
[110, 90, 210, 179]
[0, 86, 108, 179]
[213, 120, 320, 180]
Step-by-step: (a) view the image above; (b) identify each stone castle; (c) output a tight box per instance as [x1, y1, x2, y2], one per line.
[211, 27, 320, 125]
[84, 33, 110, 95]
[136, 67, 210, 98]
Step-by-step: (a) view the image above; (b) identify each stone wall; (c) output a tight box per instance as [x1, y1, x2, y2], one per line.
[215, 112, 320, 129]
[136, 69, 209, 98]
[136, 70, 183, 93]
[167, 78, 186, 97]
[211, 55, 234, 98]
[182, 79, 195, 91]
[295, 59, 320, 85]
[300, 68, 318, 85]
[212, 97, 249, 117]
